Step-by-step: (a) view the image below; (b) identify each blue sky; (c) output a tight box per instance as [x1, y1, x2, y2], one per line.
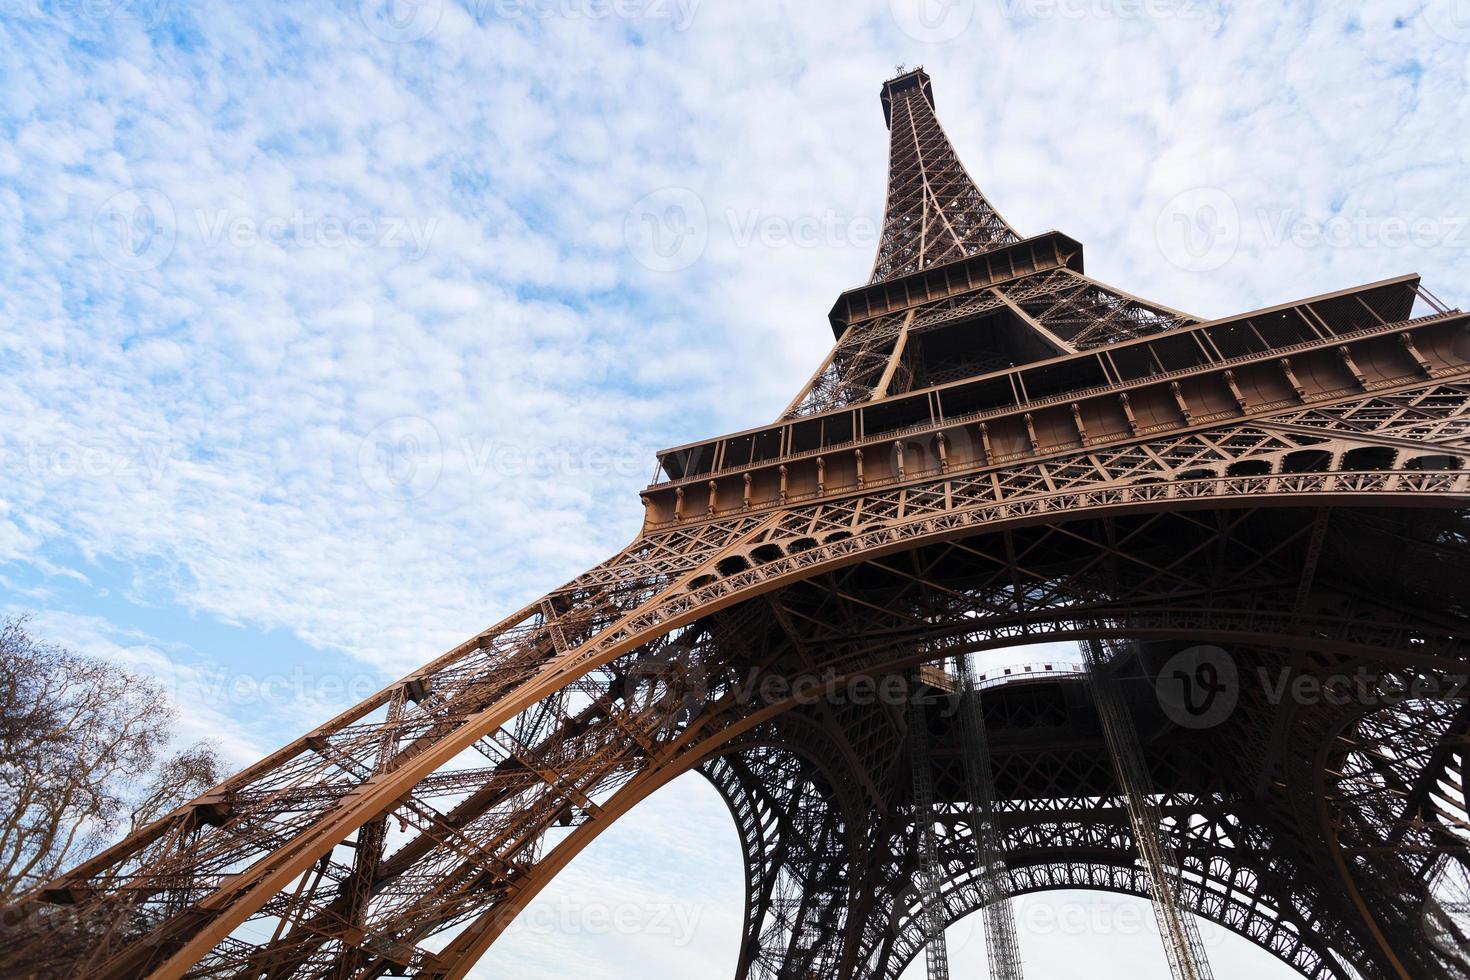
[2, 0, 1468, 976]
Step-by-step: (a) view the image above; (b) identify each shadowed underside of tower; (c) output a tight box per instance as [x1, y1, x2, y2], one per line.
[5, 69, 1469, 980]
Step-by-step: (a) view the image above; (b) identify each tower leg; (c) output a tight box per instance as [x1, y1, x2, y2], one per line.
[954, 654, 1025, 980]
[907, 693, 952, 980]
[703, 729, 865, 980]
[1084, 640, 1216, 980]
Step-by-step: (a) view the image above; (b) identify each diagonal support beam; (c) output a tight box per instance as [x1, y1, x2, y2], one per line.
[908, 691, 952, 980]
[1084, 640, 1216, 980]
[954, 653, 1026, 980]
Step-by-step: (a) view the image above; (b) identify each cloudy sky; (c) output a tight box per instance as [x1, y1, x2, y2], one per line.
[2, 0, 1468, 976]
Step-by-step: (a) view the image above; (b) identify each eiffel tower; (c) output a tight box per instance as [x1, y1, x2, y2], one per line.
[6, 68, 1470, 980]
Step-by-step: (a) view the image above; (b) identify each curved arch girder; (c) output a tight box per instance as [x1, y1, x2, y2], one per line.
[3, 495, 1467, 979]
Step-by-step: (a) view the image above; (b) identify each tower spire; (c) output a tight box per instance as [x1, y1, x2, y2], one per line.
[871, 69, 1020, 282]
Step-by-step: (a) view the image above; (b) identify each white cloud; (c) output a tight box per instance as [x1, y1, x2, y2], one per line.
[0, 605, 269, 766]
[471, 772, 744, 979]
[2, 1, 1465, 975]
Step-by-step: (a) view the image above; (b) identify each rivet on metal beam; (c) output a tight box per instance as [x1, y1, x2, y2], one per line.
[1171, 382, 1194, 424]
[1070, 403, 1089, 445]
[1119, 393, 1140, 436]
[1337, 346, 1368, 386]
[1222, 370, 1249, 412]
[1278, 357, 1308, 401]
[1398, 331, 1434, 376]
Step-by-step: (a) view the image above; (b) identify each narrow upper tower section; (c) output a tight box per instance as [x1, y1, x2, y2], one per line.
[871, 69, 1021, 283]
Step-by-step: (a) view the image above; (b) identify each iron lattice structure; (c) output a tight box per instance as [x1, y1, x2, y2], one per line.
[5, 68, 1470, 980]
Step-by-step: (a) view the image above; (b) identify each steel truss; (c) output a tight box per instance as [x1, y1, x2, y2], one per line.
[907, 692, 952, 980]
[1084, 639, 1215, 979]
[953, 653, 1025, 980]
[4, 68, 1468, 980]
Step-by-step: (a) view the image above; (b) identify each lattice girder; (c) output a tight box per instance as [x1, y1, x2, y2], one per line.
[4, 68, 1469, 980]
[7, 490, 1465, 979]
[706, 647, 1407, 980]
[870, 70, 1020, 283]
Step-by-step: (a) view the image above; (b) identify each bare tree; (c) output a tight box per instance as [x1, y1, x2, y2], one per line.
[0, 616, 220, 901]
[126, 741, 220, 837]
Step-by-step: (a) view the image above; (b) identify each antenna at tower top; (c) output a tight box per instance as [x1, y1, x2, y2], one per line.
[880, 67, 934, 129]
